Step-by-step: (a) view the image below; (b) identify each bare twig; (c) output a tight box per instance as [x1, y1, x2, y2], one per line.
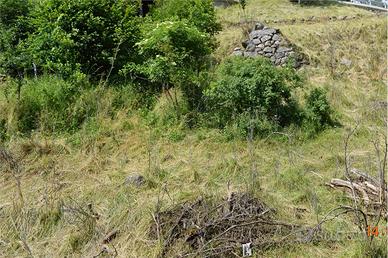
[306, 206, 368, 242]
[342, 122, 368, 233]
[102, 39, 123, 88]
[350, 168, 380, 187]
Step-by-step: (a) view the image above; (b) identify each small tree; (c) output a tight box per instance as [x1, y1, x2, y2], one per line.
[124, 21, 213, 111]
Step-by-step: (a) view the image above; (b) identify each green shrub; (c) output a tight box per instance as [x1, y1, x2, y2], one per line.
[151, 0, 221, 35]
[0, 0, 29, 27]
[124, 20, 213, 111]
[130, 0, 219, 112]
[0, 0, 142, 79]
[25, 0, 141, 78]
[204, 56, 302, 135]
[303, 88, 336, 135]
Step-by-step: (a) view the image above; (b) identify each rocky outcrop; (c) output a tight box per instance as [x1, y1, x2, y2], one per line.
[233, 23, 305, 67]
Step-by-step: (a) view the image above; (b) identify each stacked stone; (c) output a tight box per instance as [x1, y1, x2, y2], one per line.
[233, 23, 297, 66]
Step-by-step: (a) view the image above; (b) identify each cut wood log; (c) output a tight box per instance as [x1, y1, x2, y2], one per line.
[330, 179, 370, 205]
[363, 181, 379, 195]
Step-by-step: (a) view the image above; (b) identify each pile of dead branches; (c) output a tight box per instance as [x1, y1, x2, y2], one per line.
[151, 193, 310, 257]
[327, 168, 387, 217]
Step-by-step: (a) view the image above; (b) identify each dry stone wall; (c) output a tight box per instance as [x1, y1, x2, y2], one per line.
[233, 23, 305, 67]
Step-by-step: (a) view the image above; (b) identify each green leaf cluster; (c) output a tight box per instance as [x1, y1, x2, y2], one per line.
[0, 0, 141, 78]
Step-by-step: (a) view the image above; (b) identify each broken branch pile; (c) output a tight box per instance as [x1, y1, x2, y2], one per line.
[151, 193, 311, 257]
[327, 168, 387, 215]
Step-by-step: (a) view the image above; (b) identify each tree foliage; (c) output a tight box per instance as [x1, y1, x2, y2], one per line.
[0, 0, 142, 79]
[0, 0, 32, 77]
[27, 0, 141, 77]
[123, 20, 213, 110]
[151, 0, 221, 35]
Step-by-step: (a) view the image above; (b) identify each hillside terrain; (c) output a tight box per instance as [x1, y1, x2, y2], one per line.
[0, 0, 387, 257]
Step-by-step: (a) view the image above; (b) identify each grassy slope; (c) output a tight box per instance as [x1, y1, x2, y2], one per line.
[0, 0, 387, 257]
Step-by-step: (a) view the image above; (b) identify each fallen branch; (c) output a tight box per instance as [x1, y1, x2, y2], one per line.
[330, 178, 370, 205]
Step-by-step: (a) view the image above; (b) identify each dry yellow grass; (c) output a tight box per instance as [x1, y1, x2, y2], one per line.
[217, 0, 374, 25]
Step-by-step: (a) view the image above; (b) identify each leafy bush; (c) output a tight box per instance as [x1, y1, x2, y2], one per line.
[0, 0, 142, 79]
[151, 0, 221, 35]
[302, 88, 336, 134]
[204, 56, 302, 134]
[145, 0, 219, 111]
[0, 0, 29, 27]
[124, 20, 213, 110]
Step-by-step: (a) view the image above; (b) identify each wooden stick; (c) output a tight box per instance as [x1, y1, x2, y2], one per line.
[330, 179, 370, 205]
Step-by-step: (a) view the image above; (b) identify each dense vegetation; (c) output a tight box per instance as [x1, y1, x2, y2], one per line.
[0, 0, 334, 139]
[0, 0, 386, 257]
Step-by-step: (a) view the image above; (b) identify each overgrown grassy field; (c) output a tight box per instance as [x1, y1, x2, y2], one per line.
[0, 0, 387, 257]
